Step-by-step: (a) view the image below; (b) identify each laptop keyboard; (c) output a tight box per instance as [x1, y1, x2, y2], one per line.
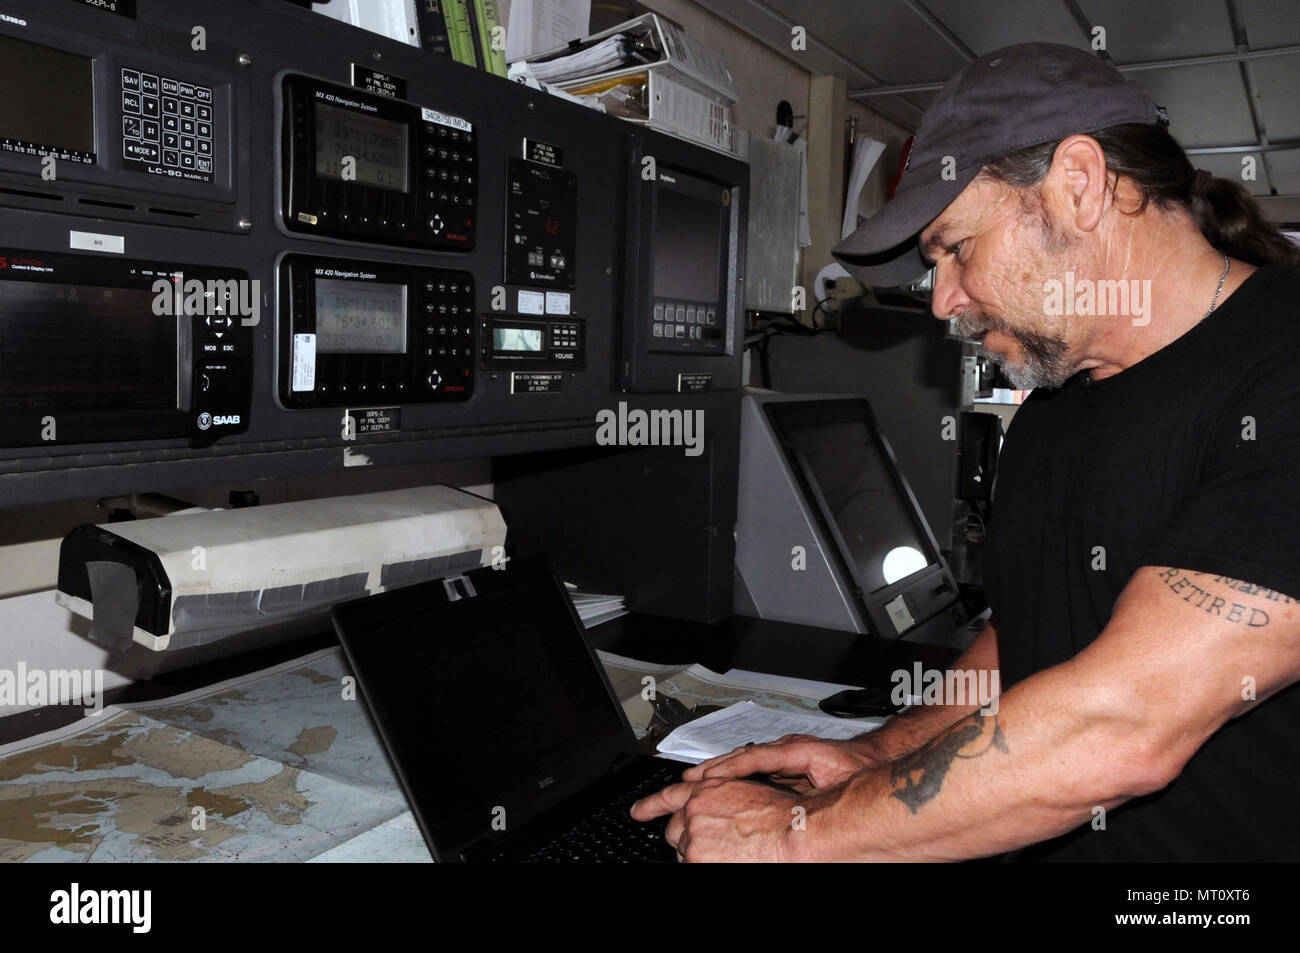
[486, 761, 683, 863]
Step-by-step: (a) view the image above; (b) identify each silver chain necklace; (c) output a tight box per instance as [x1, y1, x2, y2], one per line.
[1085, 254, 1232, 387]
[1204, 254, 1231, 319]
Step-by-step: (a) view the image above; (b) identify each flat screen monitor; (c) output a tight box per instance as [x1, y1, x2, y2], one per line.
[313, 102, 409, 192]
[0, 281, 173, 409]
[313, 277, 407, 354]
[0, 35, 96, 163]
[645, 167, 730, 358]
[652, 186, 726, 303]
[765, 398, 958, 636]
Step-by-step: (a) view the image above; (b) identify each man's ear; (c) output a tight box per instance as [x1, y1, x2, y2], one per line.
[1045, 135, 1109, 233]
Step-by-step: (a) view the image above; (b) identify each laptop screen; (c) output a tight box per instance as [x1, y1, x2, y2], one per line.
[333, 556, 633, 860]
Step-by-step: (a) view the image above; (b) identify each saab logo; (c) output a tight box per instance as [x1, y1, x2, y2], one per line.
[213, 414, 241, 426]
[0, 14, 28, 27]
[537, 776, 555, 789]
[197, 412, 212, 430]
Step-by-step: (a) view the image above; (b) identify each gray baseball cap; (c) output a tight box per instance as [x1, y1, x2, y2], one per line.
[832, 42, 1161, 287]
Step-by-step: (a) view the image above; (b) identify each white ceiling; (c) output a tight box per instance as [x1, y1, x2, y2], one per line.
[701, 0, 1300, 196]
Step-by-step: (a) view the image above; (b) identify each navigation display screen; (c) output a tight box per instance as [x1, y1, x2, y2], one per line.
[0, 281, 172, 407]
[314, 102, 408, 192]
[0, 35, 95, 163]
[314, 278, 407, 353]
[652, 186, 726, 302]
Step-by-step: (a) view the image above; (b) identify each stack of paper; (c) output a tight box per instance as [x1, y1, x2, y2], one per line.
[506, 0, 592, 64]
[527, 33, 651, 84]
[564, 583, 627, 628]
[656, 700, 878, 764]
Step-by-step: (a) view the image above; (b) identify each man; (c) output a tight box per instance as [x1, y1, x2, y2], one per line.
[630, 42, 1300, 861]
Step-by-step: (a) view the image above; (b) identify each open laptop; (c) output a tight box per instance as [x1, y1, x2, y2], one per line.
[331, 553, 690, 863]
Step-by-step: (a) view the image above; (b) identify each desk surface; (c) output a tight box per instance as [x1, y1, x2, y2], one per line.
[0, 612, 963, 862]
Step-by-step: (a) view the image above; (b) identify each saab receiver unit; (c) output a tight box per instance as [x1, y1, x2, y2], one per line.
[0, 248, 251, 449]
[278, 254, 475, 407]
[281, 75, 477, 250]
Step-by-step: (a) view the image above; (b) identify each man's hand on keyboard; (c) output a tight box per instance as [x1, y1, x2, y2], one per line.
[684, 733, 878, 793]
[629, 776, 802, 862]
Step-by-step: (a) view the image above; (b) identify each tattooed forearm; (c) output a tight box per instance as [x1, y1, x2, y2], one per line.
[1155, 568, 1295, 627]
[888, 710, 1009, 814]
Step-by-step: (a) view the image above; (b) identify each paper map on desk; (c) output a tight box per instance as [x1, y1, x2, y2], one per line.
[0, 648, 431, 863]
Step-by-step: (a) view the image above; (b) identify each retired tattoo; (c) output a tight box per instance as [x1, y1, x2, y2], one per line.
[1155, 567, 1296, 627]
[889, 710, 1009, 814]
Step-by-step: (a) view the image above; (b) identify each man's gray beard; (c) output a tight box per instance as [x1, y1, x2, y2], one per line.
[956, 314, 1073, 389]
[974, 326, 1074, 389]
[982, 195, 1078, 389]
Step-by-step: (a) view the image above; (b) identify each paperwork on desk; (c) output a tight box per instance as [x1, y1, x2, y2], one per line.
[657, 700, 877, 764]
[596, 650, 887, 743]
[564, 583, 627, 628]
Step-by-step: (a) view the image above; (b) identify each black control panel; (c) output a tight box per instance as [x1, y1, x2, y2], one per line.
[0, 0, 749, 511]
[282, 76, 476, 250]
[279, 254, 475, 407]
[647, 168, 730, 355]
[480, 314, 585, 370]
[0, 248, 251, 448]
[505, 156, 576, 288]
[121, 67, 218, 182]
[652, 299, 723, 351]
[0, 23, 240, 233]
[621, 132, 747, 392]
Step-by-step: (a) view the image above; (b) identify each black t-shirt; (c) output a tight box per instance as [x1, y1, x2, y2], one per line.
[984, 263, 1300, 862]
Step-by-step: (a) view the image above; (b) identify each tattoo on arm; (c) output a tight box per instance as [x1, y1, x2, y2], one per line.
[1154, 567, 1295, 628]
[889, 711, 1009, 815]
